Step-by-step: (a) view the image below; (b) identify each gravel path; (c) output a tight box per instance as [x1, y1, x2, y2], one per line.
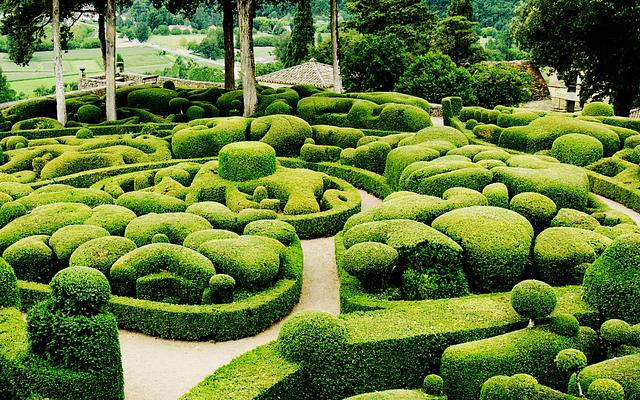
[595, 194, 640, 224]
[119, 190, 382, 400]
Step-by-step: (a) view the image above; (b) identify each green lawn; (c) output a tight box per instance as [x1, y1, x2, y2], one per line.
[146, 34, 206, 51]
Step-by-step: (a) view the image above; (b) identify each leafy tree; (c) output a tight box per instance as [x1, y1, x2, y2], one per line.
[485, 28, 527, 61]
[470, 63, 532, 108]
[0, 68, 16, 103]
[195, 28, 225, 59]
[345, 0, 437, 54]
[286, 0, 315, 67]
[448, 0, 473, 20]
[190, 4, 216, 30]
[341, 34, 408, 92]
[395, 52, 475, 104]
[432, 16, 485, 66]
[425, 0, 450, 16]
[511, 0, 640, 116]
[134, 21, 150, 42]
[474, 0, 519, 29]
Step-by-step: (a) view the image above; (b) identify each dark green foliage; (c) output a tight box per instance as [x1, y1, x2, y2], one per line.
[432, 16, 485, 66]
[77, 105, 103, 124]
[127, 88, 178, 114]
[69, 236, 137, 277]
[423, 374, 444, 395]
[441, 96, 463, 126]
[511, 280, 557, 320]
[312, 126, 363, 149]
[433, 206, 533, 292]
[396, 52, 475, 104]
[441, 326, 597, 400]
[471, 63, 533, 108]
[198, 235, 284, 289]
[265, 100, 294, 115]
[286, 0, 315, 67]
[49, 267, 111, 315]
[218, 141, 277, 182]
[509, 192, 557, 231]
[250, 115, 313, 157]
[550, 134, 604, 167]
[0, 257, 19, 308]
[342, 242, 398, 291]
[11, 117, 63, 131]
[201, 274, 236, 304]
[583, 102, 615, 117]
[76, 127, 93, 139]
[163, 81, 176, 90]
[583, 233, 640, 323]
[448, 0, 473, 20]
[570, 355, 640, 399]
[169, 97, 191, 113]
[5, 98, 57, 121]
[2, 235, 55, 283]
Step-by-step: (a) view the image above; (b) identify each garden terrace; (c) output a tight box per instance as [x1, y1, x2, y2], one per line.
[0, 85, 639, 400]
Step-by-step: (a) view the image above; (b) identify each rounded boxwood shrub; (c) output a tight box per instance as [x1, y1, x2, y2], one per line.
[186, 105, 205, 120]
[2, 235, 56, 283]
[277, 310, 348, 362]
[182, 229, 238, 250]
[75, 127, 93, 139]
[185, 202, 236, 231]
[249, 115, 313, 157]
[482, 182, 509, 208]
[218, 141, 277, 182]
[198, 235, 284, 289]
[116, 191, 187, 215]
[384, 145, 441, 189]
[0, 257, 20, 308]
[69, 236, 137, 277]
[432, 206, 534, 292]
[510, 279, 557, 321]
[49, 224, 111, 262]
[265, 100, 293, 115]
[124, 212, 212, 246]
[85, 204, 137, 236]
[550, 208, 600, 231]
[600, 319, 631, 346]
[555, 348, 587, 375]
[587, 379, 625, 400]
[583, 102, 615, 117]
[201, 274, 236, 304]
[509, 192, 557, 231]
[550, 313, 580, 337]
[583, 233, 640, 324]
[342, 242, 398, 291]
[423, 374, 444, 395]
[77, 104, 103, 124]
[152, 233, 170, 243]
[353, 141, 392, 175]
[127, 88, 178, 114]
[169, 97, 191, 113]
[50, 266, 111, 315]
[550, 134, 604, 167]
[243, 220, 297, 246]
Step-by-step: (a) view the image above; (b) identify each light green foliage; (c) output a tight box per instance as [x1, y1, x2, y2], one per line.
[550, 314, 580, 337]
[550, 208, 601, 230]
[583, 102, 615, 117]
[218, 142, 277, 182]
[11, 117, 63, 131]
[482, 182, 509, 208]
[69, 236, 137, 277]
[116, 191, 187, 215]
[110, 243, 215, 302]
[345, 390, 438, 400]
[433, 206, 533, 292]
[384, 145, 441, 189]
[570, 355, 640, 399]
[49, 224, 111, 262]
[509, 192, 557, 231]
[2, 235, 54, 283]
[248, 115, 313, 157]
[171, 117, 250, 158]
[352, 141, 392, 175]
[497, 111, 540, 128]
[300, 143, 342, 162]
[185, 202, 236, 231]
[198, 235, 284, 289]
[124, 212, 212, 246]
[243, 220, 297, 246]
[550, 134, 604, 166]
[399, 158, 493, 198]
[312, 125, 364, 149]
[587, 379, 625, 400]
[49, 266, 111, 315]
[599, 319, 632, 347]
[511, 279, 557, 320]
[342, 242, 399, 291]
[182, 229, 239, 250]
[583, 233, 640, 323]
[400, 126, 470, 148]
[0, 257, 20, 308]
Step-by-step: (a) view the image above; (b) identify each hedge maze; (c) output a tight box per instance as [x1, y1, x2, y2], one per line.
[0, 84, 639, 400]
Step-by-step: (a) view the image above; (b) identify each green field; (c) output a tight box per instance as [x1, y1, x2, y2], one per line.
[0, 46, 176, 96]
[147, 34, 206, 51]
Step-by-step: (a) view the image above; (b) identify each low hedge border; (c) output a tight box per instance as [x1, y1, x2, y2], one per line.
[587, 170, 640, 214]
[17, 239, 304, 341]
[0, 123, 177, 141]
[181, 282, 597, 399]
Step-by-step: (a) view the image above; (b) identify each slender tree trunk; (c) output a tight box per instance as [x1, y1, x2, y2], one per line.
[52, 0, 66, 125]
[98, 12, 106, 66]
[105, 0, 117, 121]
[330, 0, 341, 93]
[223, 0, 235, 90]
[237, 0, 257, 116]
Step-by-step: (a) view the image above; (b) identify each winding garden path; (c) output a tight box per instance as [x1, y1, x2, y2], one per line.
[119, 190, 383, 400]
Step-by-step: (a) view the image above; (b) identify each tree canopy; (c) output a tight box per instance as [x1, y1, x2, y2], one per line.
[286, 0, 315, 67]
[512, 0, 640, 116]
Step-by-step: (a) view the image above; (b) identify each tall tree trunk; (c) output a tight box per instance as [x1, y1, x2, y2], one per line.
[237, 0, 257, 117]
[98, 11, 106, 66]
[330, 0, 341, 93]
[223, 0, 235, 90]
[613, 86, 634, 117]
[52, 0, 66, 125]
[105, 0, 117, 121]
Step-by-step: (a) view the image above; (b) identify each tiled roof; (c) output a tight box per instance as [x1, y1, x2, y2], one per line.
[256, 59, 335, 88]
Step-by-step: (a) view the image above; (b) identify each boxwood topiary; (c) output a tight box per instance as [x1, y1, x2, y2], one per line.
[182, 229, 238, 250]
[384, 145, 441, 189]
[49, 266, 111, 315]
[509, 192, 557, 232]
[77, 104, 103, 124]
[510, 279, 557, 321]
[249, 115, 313, 157]
[550, 208, 600, 231]
[600, 319, 632, 346]
[49, 224, 111, 262]
[2, 235, 55, 283]
[570, 355, 640, 399]
[124, 212, 212, 246]
[482, 182, 510, 208]
[201, 274, 236, 304]
[587, 379, 625, 400]
[0, 257, 20, 308]
[312, 125, 364, 149]
[115, 191, 187, 215]
[342, 241, 398, 291]
[550, 134, 604, 167]
[243, 220, 297, 246]
[186, 105, 205, 120]
[582, 102, 615, 117]
[583, 233, 640, 324]
[185, 202, 236, 230]
[218, 141, 277, 182]
[127, 88, 178, 114]
[550, 314, 580, 337]
[69, 236, 137, 277]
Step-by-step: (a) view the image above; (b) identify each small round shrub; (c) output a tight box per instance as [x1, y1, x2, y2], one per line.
[75, 127, 93, 139]
[218, 141, 277, 182]
[243, 220, 297, 246]
[482, 182, 509, 208]
[203, 274, 235, 304]
[50, 266, 111, 315]
[2, 235, 55, 283]
[163, 80, 176, 90]
[583, 233, 640, 324]
[0, 258, 20, 308]
[0, 202, 27, 227]
[465, 119, 479, 130]
[342, 242, 398, 291]
[152, 233, 170, 243]
[550, 134, 604, 167]
[423, 374, 444, 395]
[600, 319, 631, 346]
[509, 192, 557, 231]
[186, 105, 206, 120]
[265, 100, 293, 115]
[587, 379, 625, 400]
[49, 224, 111, 262]
[583, 102, 615, 117]
[555, 348, 588, 374]
[511, 279, 557, 320]
[277, 310, 347, 362]
[550, 313, 580, 337]
[183, 229, 238, 250]
[169, 97, 191, 113]
[69, 236, 137, 277]
[77, 104, 103, 124]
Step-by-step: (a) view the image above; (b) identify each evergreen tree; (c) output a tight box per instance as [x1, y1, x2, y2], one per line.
[0, 68, 16, 103]
[448, 0, 473, 21]
[286, 0, 315, 67]
[432, 16, 485, 65]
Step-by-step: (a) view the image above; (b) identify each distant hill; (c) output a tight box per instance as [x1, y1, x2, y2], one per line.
[425, 0, 522, 29]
